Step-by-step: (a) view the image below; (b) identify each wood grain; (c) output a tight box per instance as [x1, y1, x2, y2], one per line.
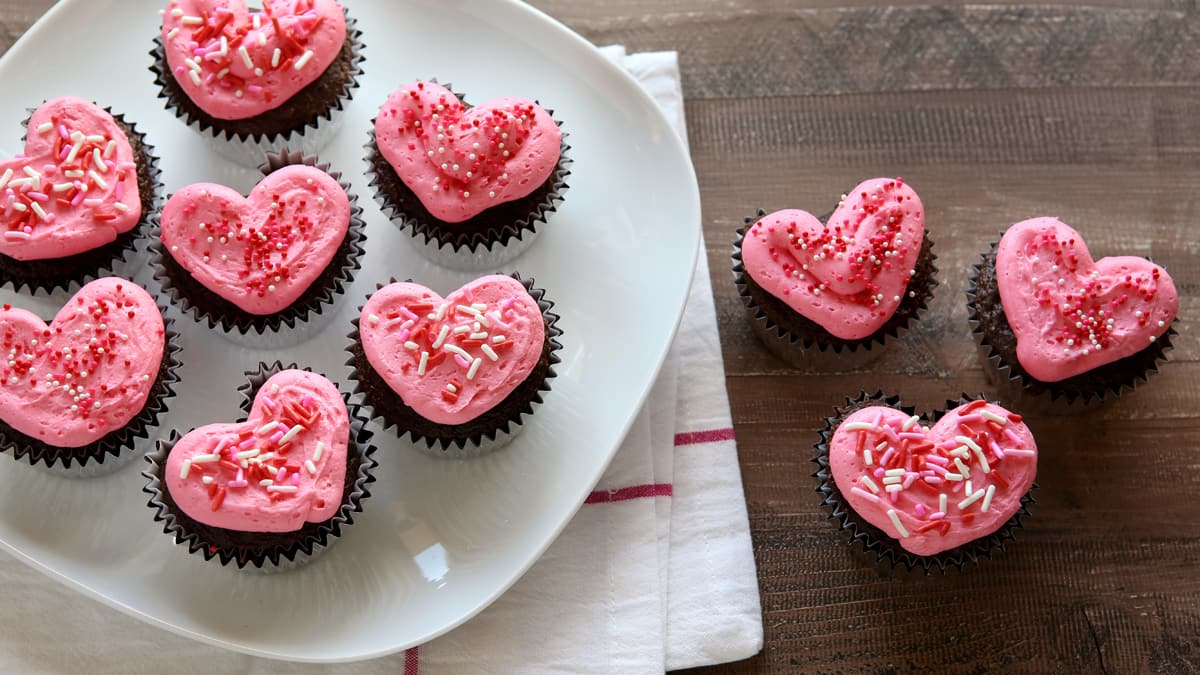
[3, 1, 1200, 672]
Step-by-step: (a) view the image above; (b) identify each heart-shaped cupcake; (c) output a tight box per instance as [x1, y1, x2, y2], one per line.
[160, 0, 347, 120]
[359, 275, 546, 425]
[740, 178, 924, 340]
[0, 278, 165, 448]
[828, 399, 1037, 557]
[996, 217, 1179, 382]
[374, 81, 562, 223]
[164, 369, 348, 532]
[0, 97, 142, 261]
[160, 164, 350, 315]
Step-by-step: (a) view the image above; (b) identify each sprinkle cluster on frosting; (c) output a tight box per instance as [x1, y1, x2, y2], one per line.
[160, 0, 346, 120]
[178, 380, 328, 513]
[831, 400, 1038, 556]
[0, 278, 165, 447]
[0, 98, 141, 261]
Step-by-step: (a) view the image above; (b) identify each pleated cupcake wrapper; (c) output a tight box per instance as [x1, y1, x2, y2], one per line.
[346, 273, 563, 458]
[364, 81, 572, 272]
[0, 295, 182, 478]
[732, 209, 939, 371]
[149, 147, 366, 347]
[966, 239, 1178, 414]
[0, 104, 163, 297]
[149, 10, 364, 167]
[813, 391, 1037, 575]
[143, 361, 378, 572]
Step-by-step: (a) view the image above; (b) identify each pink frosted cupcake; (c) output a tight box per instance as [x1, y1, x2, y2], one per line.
[968, 217, 1180, 408]
[144, 363, 376, 570]
[732, 177, 938, 370]
[366, 80, 570, 270]
[151, 0, 364, 165]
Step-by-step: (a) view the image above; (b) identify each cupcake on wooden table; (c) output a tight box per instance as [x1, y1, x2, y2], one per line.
[348, 274, 563, 456]
[733, 177, 937, 369]
[814, 392, 1038, 573]
[150, 149, 365, 346]
[152, 0, 364, 165]
[968, 217, 1179, 411]
[367, 80, 571, 270]
[0, 97, 161, 294]
[0, 278, 180, 476]
[144, 363, 376, 571]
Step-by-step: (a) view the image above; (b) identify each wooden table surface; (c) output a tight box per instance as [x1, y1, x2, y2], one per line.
[4, 1, 1199, 672]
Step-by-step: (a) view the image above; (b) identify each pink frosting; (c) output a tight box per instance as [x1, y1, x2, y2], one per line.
[160, 164, 350, 315]
[360, 276, 545, 425]
[160, 0, 347, 120]
[996, 217, 1179, 382]
[374, 81, 562, 223]
[830, 401, 1037, 556]
[0, 97, 142, 261]
[0, 278, 165, 448]
[164, 369, 348, 533]
[740, 178, 924, 340]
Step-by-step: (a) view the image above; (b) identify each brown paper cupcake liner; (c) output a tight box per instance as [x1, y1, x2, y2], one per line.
[0, 292, 182, 477]
[149, 9, 364, 166]
[967, 239, 1177, 413]
[143, 361, 378, 572]
[813, 391, 1037, 574]
[732, 209, 938, 370]
[149, 148, 366, 346]
[346, 273, 563, 456]
[0, 105, 163, 296]
[364, 81, 572, 271]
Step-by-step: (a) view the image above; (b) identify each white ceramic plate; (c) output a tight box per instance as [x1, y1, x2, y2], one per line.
[0, 0, 699, 663]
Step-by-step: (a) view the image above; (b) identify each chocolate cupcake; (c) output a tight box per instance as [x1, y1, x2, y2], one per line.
[348, 273, 562, 456]
[150, 148, 364, 346]
[0, 278, 180, 477]
[151, 0, 364, 166]
[366, 80, 571, 271]
[967, 217, 1179, 412]
[732, 177, 937, 370]
[0, 97, 161, 295]
[144, 363, 377, 571]
[814, 391, 1038, 573]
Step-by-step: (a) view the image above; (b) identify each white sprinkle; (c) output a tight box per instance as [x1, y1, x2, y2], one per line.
[453, 325, 471, 335]
[884, 468, 906, 477]
[444, 344, 471, 360]
[404, 341, 419, 350]
[279, 424, 304, 445]
[313, 441, 325, 461]
[418, 351, 429, 375]
[445, 383, 457, 394]
[887, 509, 909, 538]
[201, 476, 214, 485]
[981, 485, 996, 512]
[271, 384, 279, 395]
[104, 140, 116, 159]
[167, 27, 180, 39]
[861, 476, 880, 494]
[973, 446, 992, 474]
[842, 421, 876, 432]
[188, 69, 202, 86]
[944, 472, 964, 481]
[184, 57, 201, 73]
[305, 460, 318, 476]
[435, 303, 448, 321]
[180, 15, 204, 25]
[468, 332, 488, 340]
[86, 170, 107, 190]
[271, 48, 281, 68]
[36, 122, 53, 134]
[955, 435, 982, 453]
[268, 485, 298, 493]
[0, 169, 11, 190]
[29, 202, 47, 220]
[432, 325, 450, 349]
[939, 494, 948, 512]
[863, 449, 873, 466]
[980, 410, 1007, 425]
[179, 459, 192, 479]
[236, 449, 260, 460]
[467, 357, 482, 380]
[882, 476, 903, 485]
[959, 489, 986, 510]
[368, 313, 380, 325]
[192, 453, 220, 464]
[256, 421, 279, 436]
[901, 415, 920, 431]
[294, 50, 314, 70]
[239, 45, 254, 70]
[481, 344, 499, 361]
[954, 457, 972, 478]
[259, 479, 274, 487]
[492, 336, 506, 344]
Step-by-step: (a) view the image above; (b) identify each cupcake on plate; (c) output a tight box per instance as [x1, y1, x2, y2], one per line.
[814, 391, 1038, 573]
[732, 177, 937, 370]
[348, 273, 562, 456]
[0, 97, 161, 294]
[366, 80, 571, 271]
[144, 363, 377, 571]
[968, 217, 1179, 411]
[0, 277, 180, 476]
[151, 148, 364, 345]
[151, 0, 364, 166]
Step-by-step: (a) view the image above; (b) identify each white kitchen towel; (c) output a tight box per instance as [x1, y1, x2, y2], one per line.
[0, 48, 762, 674]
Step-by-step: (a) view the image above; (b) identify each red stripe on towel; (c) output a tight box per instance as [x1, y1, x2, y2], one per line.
[673, 427, 735, 446]
[585, 483, 673, 504]
[404, 646, 419, 675]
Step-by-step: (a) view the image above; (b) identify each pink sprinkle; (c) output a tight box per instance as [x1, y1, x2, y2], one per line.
[228, 480, 248, 489]
[290, 473, 301, 485]
[929, 511, 945, 520]
[873, 467, 885, 478]
[925, 455, 949, 466]
[118, 162, 136, 171]
[115, 180, 125, 201]
[888, 490, 899, 503]
[235, 468, 244, 483]
[454, 355, 469, 368]
[271, 430, 285, 445]
[502, 298, 515, 310]
[1003, 428, 1023, 447]
[939, 439, 959, 450]
[275, 468, 286, 482]
[302, 395, 313, 408]
[213, 436, 232, 455]
[850, 487, 880, 504]
[3, 232, 30, 241]
[397, 329, 411, 342]
[882, 426, 900, 444]
[204, 72, 216, 86]
[56, 124, 68, 139]
[262, 396, 277, 412]
[920, 469, 935, 477]
[70, 190, 86, 207]
[879, 448, 897, 465]
[989, 437, 1006, 460]
[247, 85, 264, 94]
[914, 503, 927, 517]
[901, 474, 917, 489]
[927, 463, 949, 476]
[58, 145, 70, 161]
[399, 307, 417, 320]
[238, 437, 256, 450]
[174, 65, 185, 76]
[957, 413, 983, 425]
[41, 163, 55, 173]
[43, 213, 54, 224]
[924, 476, 945, 485]
[898, 432, 925, 441]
